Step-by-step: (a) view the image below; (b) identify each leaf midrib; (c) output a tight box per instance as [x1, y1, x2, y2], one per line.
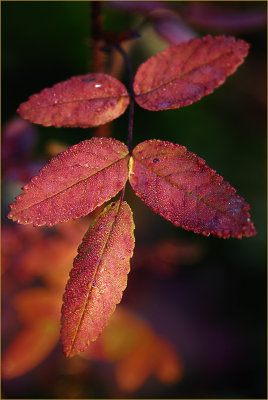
[28, 94, 130, 110]
[133, 156, 243, 224]
[135, 50, 237, 98]
[68, 201, 122, 357]
[15, 154, 129, 213]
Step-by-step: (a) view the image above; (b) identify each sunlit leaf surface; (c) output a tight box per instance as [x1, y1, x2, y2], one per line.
[8, 138, 129, 226]
[134, 35, 249, 110]
[18, 73, 130, 128]
[61, 200, 135, 358]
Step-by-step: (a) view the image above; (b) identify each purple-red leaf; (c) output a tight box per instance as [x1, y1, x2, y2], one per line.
[17, 73, 130, 128]
[129, 140, 256, 238]
[149, 8, 196, 45]
[133, 35, 249, 111]
[60, 200, 135, 358]
[8, 138, 129, 227]
[183, 3, 267, 33]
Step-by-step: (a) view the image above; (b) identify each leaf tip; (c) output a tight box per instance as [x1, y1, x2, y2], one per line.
[62, 345, 78, 359]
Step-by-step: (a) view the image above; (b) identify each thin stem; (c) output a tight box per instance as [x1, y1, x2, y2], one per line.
[113, 42, 134, 96]
[113, 43, 135, 202]
[113, 42, 135, 154]
[127, 96, 135, 153]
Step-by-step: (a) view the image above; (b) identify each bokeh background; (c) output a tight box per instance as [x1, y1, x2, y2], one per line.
[2, 2, 267, 399]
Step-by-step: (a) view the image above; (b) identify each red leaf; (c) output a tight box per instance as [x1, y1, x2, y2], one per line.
[129, 140, 256, 238]
[61, 200, 135, 358]
[133, 35, 249, 111]
[17, 73, 130, 128]
[8, 138, 129, 226]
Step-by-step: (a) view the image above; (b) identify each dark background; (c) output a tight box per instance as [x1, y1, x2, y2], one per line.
[2, 1, 267, 399]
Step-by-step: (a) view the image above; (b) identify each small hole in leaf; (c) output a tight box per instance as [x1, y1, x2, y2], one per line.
[153, 158, 159, 163]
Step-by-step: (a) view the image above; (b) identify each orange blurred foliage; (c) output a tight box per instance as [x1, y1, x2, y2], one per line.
[2, 218, 183, 392]
[82, 307, 183, 392]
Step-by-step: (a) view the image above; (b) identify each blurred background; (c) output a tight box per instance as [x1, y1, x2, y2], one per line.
[2, 2, 267, 399]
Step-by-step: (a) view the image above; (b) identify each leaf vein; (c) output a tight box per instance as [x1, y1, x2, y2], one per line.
[135, 50, 236, 98]
[69, 202, 122, 353]
[134, 157, 241, 223]
[14, 155, 129, 213]
[29, 94, 130, 110]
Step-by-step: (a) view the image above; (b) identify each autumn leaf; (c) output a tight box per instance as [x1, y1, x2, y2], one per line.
[19, 222, 86, 289]
[111, 309, 183, 392]
[132, 238, 202, 276]
[61, 200, 135, 358]
[17, 73, 130, 128]
[8, 137, 129, 226]
[2, 322, 59, 380]
[81, 306, 183, 392]
[154, 339, 183, 384]
[13, 287, 62, 325]
[129, 140, 256, 238]
[115, 338, 183, 392]
[2, 117, 42, 182]
[116, 343, 158, 392]
[149, 8, 196, 45]
[184, 2, 267, 33]
[82, 306, 156, 363]
[2, 288, 61, 380]
[133, 35, 249, 110]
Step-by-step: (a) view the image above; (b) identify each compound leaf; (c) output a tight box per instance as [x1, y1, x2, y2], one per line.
[18, 73, 130, 128]
[134, 35, 249, 110]
[61, 200, 135, 358]
[129, 140, 256, 238]
[8, 138, 129, 226]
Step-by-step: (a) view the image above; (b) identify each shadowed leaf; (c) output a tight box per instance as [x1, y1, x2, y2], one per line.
[133, 238, 202, 276]
[18, 224, 85, 288]
[129, 140, 256, 238]
[116, 343, 157, 392]
[13, 288, 62, 324]
[2, 322, 59, 380]
[109, 1, 170, 15]
[80, 306, 183, 392]
[17, 73, 130, 128]
[134, 35, 249, 110]
[61, 200, 135, 358]
[184, 3, 267, 33]
[2, 117, 42, 182]
[155, 339, 183, 384]
[149, 8, 196, 45]
[8, 138, 129, 226]
[112, 309, 182, 392]
[2, 288, 61, 380]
